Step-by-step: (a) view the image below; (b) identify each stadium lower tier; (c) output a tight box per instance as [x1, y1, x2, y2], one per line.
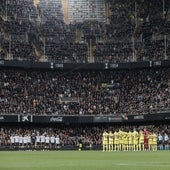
[0, 125, 169, 151]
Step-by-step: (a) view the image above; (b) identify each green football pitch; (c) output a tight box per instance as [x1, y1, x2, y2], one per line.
[0, 151, 170, 170]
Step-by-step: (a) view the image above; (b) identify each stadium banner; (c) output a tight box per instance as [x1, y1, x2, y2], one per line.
[31, 62, 51, 69]
[54, 63, 104, 70]
[32, 116, 63, 123]
[0, 115, 18, 122]
[78, 116, 93, 123]
[1, 60, 170, 70]
[152, 60, 170, 67]
[32, 116, 93, 123]
[109, 61, 150, 69]
[123, 112, 170, 122]
[162, 60, 170, 67]
[123, 114, 146, 122]
[19, 115, 33, 123]
[0, 113, 170, 123]
[93, 116, 122, 123]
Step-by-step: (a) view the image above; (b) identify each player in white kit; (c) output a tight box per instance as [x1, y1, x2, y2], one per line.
[40, 134, 45, 148]
[36, 134, 41, 148]
[45, 135, 50, 148]
[10, 134, 15, 149]
[23, 134, 28, 147]
[55, 135, 60, 149]
[19, 135, 23, 148]
[14, 134, 19, 148]
[50, 134, 55, 149]
[27, 134, 31, 148]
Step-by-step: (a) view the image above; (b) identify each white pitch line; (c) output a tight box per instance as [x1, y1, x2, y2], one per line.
[114, 162, 170, 167]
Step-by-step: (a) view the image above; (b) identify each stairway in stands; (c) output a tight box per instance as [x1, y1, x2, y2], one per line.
[61, 0, 70, 24]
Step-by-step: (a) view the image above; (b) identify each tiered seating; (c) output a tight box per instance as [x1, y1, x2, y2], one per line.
[1, 0, 37, 21]
[94, 42, 133, 63]
[42, 42, 88, 63]
[0, 68, 169, 115]
[0, 0, 170, 62]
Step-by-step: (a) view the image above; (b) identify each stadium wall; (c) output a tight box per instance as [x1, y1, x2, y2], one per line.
[0, 59, 170, 70]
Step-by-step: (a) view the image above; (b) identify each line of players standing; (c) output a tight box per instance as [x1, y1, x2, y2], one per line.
[10, 133, 60, 149]
[102, 128, 158, 152]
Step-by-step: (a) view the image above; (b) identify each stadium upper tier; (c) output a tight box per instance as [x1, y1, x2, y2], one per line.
[0, 68, 169, 115]
[0, 0, 170, 63]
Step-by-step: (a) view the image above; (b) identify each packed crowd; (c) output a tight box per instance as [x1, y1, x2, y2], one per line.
[2, 40, 36, 61]
[0, 0, 37, 20]
[0, 68, 169, 115]
[0, 0, 170, 63]
[94, 42, 133, 63]
[0, 125, 169, 149]
[137, 39, 170, 61]
[41, 42, 88, 63]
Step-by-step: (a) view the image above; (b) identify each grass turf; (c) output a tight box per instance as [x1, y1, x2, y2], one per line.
[0, 151, 170, 170]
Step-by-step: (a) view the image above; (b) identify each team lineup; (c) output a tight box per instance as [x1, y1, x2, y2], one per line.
[102, 128, 158, 152]
[9, 134, 60, 149]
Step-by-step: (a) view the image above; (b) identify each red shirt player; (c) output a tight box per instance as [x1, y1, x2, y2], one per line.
[143, 128, 149, 150]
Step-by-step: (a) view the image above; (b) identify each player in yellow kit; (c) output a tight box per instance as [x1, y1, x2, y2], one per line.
[139, 130, 144, 151]
[123, 131, 129, 151]
[152, 132, 157, 151]
[108, 131, 114, 152]
[102, 131, 109, 152]
[121, 130, 125, 151]
[118, 129, 123, 151]
[128, 130, 133, 151]
[114, 130, 119, 151]
[126, 131, 130, 151]
[148, 132, 153, 151]
[133, 128, 139, 151]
